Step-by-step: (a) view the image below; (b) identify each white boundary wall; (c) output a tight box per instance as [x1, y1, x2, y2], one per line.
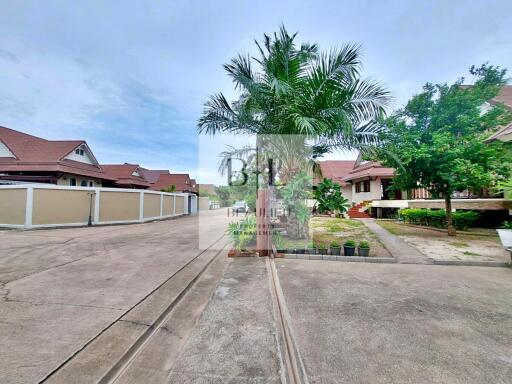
[0, 184, 197, 229]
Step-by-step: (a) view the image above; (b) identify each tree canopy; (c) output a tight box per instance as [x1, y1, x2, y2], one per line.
[375, 64, 512, 235]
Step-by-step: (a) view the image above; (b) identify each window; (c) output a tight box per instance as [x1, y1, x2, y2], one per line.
[80, 180, 87, 187]
[89, 181, 94, 187]
[75, 148, 85, 156]
[355, 180, 371, 193]
[70, 178, 76, 186]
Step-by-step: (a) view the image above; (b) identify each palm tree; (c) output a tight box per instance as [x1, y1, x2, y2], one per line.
[198, 25, 390, 151]
[199, 25, 390, 240]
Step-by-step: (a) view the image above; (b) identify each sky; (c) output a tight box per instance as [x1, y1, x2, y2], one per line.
[0, 0, 511, 185]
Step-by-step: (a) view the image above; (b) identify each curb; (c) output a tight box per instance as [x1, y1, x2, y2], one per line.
[433, 260, 510, 268]
[283, 254, 397, 263]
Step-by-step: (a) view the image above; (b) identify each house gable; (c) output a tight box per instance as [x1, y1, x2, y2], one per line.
[63, 143, 98, 165]
[0, 139, 15, 158]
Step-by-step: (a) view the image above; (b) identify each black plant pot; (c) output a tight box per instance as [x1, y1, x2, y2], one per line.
[294, 248, 305, 255]
[305, 248, 315, 255]
[318, 248, 328, 255]
[331, 247, 341, 256]
[358, 247, 370, 257]
[343, 246, 356, 256]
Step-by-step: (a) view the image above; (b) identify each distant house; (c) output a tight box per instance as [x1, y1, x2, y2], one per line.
[0, 126, 114, 186]
[101, 163, 151, 189]
[149, 173, 198, 194]
[480, 85, 512, 143]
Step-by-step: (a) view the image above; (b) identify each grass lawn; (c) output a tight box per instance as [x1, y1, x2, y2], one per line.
[280, 217, 391, 257]
[377, 220, 509, 263]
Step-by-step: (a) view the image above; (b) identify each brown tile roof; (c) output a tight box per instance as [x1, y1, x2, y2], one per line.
[489, 85, 512, 110]
[460, 85, 512, 110]
[317, 160, 356, 186]
[150, 173, 195, 192]
[485, 122, 512, 143]
[101, 163, 151, 188]
[139, 168, 168, 184]
[343, 161, 395, 182]
[0, 126, 114, 181]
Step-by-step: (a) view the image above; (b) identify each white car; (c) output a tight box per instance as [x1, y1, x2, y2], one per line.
[232, 201, 249, 213]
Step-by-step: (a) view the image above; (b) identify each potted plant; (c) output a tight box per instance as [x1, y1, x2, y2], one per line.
[497, 221, 512, 250]
[330, 241, 341, 255]
[316, 242, 328, 255]
[343, 240, 356, 256]
[358, 240, 370, 257]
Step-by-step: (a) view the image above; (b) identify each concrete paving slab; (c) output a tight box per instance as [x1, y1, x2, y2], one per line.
[166, 258, 283, 384]
[0, 209, 231, 384]
[276, 259, 512, 384]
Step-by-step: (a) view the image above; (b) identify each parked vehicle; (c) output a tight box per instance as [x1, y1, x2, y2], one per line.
[232, 201, 249, 214]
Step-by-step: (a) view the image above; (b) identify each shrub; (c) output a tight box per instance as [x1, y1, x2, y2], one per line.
[330, 241, 340, 248]
[358, 240, 370, 249]
[227, 216, 256, 250]
[399, 208, 479, 230]
[502, 221, 512, 230]
[344, 239, 355, 247]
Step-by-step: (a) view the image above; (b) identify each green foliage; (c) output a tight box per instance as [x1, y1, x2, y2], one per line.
[399, 209, 479, 230]
[272, 232, 287, 250]
[281, 172, 312, 224]
[313, 178, 350, 214]
[330, 241, 340, 248]
[214, 185, 232, 206]
[160, 184, 176, 193]
[496, 179, 512, 200]
[358, 240, 370, 249]
[375, 64, 512, 233]
[198, 25, 390, 152]
[315, 242, 328, 250]
[344, 239, 356, 247]
[501, 221, 512, 230]
[227, 216, 257, 250]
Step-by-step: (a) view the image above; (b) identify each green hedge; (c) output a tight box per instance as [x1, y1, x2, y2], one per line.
[399, 208, 479, 230]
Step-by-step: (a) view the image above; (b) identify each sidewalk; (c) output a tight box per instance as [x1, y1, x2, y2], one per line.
[359, 218, 433, 264]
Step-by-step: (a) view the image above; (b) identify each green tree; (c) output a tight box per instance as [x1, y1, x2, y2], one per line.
[214, 185, 232, 206]
[313, 178, 350, 214]
[376, 64, 512, 235]
[160, 184, 176, 193]
[198, 25, 389, 154]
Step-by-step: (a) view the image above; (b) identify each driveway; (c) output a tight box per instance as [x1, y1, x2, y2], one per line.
[276, 260, 512, 384]
[0, 209, 230, 384]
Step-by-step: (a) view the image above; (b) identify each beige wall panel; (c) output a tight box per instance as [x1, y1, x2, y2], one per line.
[144, 193, 161, 218]
[99, 191, 139, 222]
[0, 189, 26, 225]
[198, 197, 210, 210]
[163, 195, 174, 215]
[33, 189, 93, 225]
[175, 196, 185, 214]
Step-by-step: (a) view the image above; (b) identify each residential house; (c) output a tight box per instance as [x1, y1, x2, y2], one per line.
[0, 126, 114, 186]
[484, 85, 512, 144]
[149, 173, 198, 194]
[101, 163, 151, 189]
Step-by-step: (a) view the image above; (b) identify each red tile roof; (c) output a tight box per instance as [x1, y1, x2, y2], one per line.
[317, 160, 356, 186]
[343, 161, 395, 182]
[0, 126, 114, 181]
[150, 173, 196, 192]
[101, 164, 151, 188]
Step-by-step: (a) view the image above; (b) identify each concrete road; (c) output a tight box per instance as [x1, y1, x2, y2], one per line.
[276, 260, 512, 384]
[0, 209, 231, 384]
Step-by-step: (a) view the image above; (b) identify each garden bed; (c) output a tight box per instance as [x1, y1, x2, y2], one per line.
[376, 220, 510, 263]
[274, 217, 391, 258]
